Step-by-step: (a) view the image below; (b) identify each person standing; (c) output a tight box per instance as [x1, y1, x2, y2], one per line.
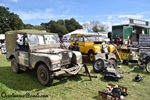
[116, 35, 121, 46]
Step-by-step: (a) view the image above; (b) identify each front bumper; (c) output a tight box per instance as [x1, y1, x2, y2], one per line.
[54, 64, 83, 76]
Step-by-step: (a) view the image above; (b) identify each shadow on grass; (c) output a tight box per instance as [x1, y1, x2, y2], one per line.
[0, 66, 88, 91]
[92, 96, 100, 100]
[0, 66, 45, 91]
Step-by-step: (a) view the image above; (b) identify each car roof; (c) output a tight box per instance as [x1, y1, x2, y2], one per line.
[5, 29, 59, 52]
[71, 33, 102, 37]
[5, 29, 58, 35]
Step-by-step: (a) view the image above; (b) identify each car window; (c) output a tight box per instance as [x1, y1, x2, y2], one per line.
[44, 35, 59, 44]
[85, 36, 102, 41]
[78, 37, 83, 42]
[102, 35, 107, 39]
[70, 37, 77, 42]
[28, 34, 39, 45]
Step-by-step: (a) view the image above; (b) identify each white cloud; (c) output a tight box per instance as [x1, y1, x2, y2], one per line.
[121, 20, 129, 24]
[64, 9, 70, 14]
[12, 0, 18, 3]
[107, 16, 112, 20]
[15, 8, 61, 20]
[140, 11, 150, 15]
[0, 3, 5, 6]
[15, 8, 76, 21]
[118, 14, 143, 20]
[102, 21, 112, 32]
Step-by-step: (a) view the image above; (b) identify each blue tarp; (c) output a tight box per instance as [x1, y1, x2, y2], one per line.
[87, 29, 97, 33]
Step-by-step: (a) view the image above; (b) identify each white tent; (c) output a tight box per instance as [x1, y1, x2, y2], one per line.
[62, 29, 97, 41]
[0, 34, 5, 40]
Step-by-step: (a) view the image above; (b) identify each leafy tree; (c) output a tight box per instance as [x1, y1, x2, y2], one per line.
[92, 24, 106, 32]
[65, 18, 82, 32]
[8, 13, 24, 30]
[24, 24, 44, 30]
[24, 24, 34, 29]
[92, 25, 99, 32]
[82, 20, 108, 32]
[0, 6, 24, 34]
[41, 18, 82, 37]
[50, 23, 68, 37]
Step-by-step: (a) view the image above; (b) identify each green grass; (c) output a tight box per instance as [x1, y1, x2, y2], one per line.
[0, 54, 150, 100]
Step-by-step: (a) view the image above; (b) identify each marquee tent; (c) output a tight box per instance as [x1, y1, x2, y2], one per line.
[0, 34, 5, 40]
[62, 29, 97, 40]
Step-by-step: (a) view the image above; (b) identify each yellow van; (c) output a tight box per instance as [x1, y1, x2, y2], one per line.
[70, 33, 115, 62]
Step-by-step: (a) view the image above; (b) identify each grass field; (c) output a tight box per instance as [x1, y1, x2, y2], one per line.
[0, 54, 150, 100]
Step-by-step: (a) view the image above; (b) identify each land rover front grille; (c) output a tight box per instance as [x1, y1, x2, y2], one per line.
[62, 52, 70, 64]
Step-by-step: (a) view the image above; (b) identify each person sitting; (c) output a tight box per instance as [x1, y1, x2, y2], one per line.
[71, 40, 79, 51]
[101, 40, 108, 53]
[16, 35, 29, 51]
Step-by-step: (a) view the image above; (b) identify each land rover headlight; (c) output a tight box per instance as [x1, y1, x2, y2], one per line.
[58, 53, 62, 60]
[68, 52, 73, 58]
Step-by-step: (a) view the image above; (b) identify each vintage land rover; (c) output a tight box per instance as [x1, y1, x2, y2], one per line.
[5, 29, 83, 86]
[70, 33, 116, 62]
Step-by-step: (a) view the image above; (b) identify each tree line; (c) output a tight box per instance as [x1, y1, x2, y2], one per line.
[0, 6, 107, 37]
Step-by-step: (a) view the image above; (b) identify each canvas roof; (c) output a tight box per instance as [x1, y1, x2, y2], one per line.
[63, 29, 97, 39]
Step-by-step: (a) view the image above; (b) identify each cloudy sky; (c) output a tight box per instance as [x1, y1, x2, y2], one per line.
[1, 0, 150, 31]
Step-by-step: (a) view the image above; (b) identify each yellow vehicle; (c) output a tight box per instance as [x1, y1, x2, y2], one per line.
[70, 33, 116, 62]
[115, 45, 138, 62]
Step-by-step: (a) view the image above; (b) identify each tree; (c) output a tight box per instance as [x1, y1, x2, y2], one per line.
[50, 23, 68, 37]
[41, 18, 82, 37]
[92, 25, 99, 32]
[92, 24, 106, 32]
[8, 13, 24, 30]
[0, 6, 24, 34]
[82, 20, 108, 32]
[65, 18, 82, 32]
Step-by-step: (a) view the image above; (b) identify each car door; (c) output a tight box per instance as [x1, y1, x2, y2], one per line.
[18, 51, 29, 67]
[17, 34, 30, 67]
[78, 36, 85, 53]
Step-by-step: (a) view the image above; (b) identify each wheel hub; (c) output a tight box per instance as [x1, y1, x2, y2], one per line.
[40, 70, 47, 81]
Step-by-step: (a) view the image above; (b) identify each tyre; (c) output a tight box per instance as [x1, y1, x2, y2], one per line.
[109, 58, 118, 68]
[88, 50, 95, 62]
[93, 59, 105, 73]
[11, 58, 20, 74]
[146, 62, 150, 73]
[37, 64, 53, 86]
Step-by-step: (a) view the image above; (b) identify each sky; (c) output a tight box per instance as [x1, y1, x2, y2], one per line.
[1, 0, 150, 31]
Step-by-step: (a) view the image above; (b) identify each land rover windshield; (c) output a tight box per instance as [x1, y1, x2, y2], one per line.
[28, 34, 60, 45]
[84, 36, 102, 42]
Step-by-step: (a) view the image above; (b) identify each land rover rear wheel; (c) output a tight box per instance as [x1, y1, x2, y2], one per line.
[37, 64, 53, 86]
[11, 58, 20, 74]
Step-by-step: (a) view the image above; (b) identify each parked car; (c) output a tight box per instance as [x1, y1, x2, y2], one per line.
[1, 44, 6, 54]
[5, 29, 84, 86]
[70, 33, 115, 62]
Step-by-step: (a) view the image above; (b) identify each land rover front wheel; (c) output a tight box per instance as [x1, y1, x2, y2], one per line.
[146, 61, 150, 73]
[88, 50, 95, 62]
[37, 64, 54, 86]
[11, 58, 20, 74]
